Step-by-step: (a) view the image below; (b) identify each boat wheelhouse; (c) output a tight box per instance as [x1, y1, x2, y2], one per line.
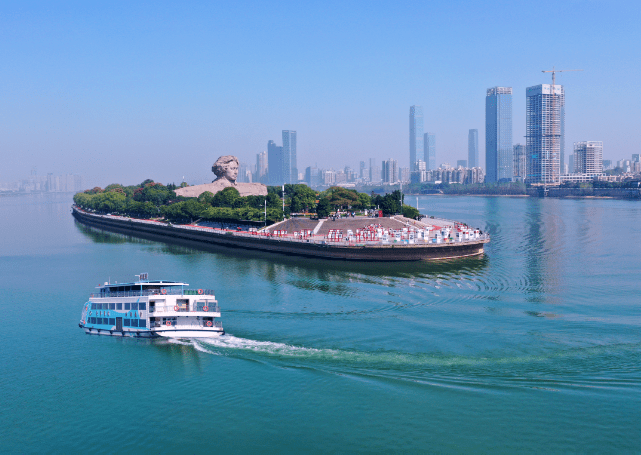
[79, 275, 223, 338]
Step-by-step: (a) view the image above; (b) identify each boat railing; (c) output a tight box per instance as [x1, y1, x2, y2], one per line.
[150, 304, 220, 313]
[89, 289, 216, 298]
[149, 320, 222, 329]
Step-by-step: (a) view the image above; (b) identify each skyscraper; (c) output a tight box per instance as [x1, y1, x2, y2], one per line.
[282, 130, 297, 184]
[424, 133, 436, 170]
[369, 158, 381, 183]
[573, 141, 603, 175]
[267, 140, 284, 185]
[255, 151, 267, 183]
[409, 106, 424, 171]
[513, 144, 527, 179]
[526, 84, 565, 184]
[382, 159, 397, 183]
[485, 87, 513, 182]
[468, 129, 479, 168]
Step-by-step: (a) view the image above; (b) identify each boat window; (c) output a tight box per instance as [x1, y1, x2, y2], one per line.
[138, 320, 146, 328]
[138, 302, 146, 310]
[97, 303, 103, 310]
[131, 302, 138, 311]
[109, 318, 115, 325]
[125, 303, 131, 310]
[91, 303, 97, 310]
[131, 319, 138, 327]
[124, 318, 130, 326]
[116, 303, 122, 310]
[96, 318, 102, 324]
[90, 317, 96, 324]
[109, 303, 115, 310]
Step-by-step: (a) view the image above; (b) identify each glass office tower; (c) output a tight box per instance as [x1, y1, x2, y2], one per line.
[485, 87, 513, 182]
[409, 106, 424, 171]
[424, 133, 436, 170]
[282, 130, 297, 184]
[267, 140, 284, 186]
[468, 129, 479, 168]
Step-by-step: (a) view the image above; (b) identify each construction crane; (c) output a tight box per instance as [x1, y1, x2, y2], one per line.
[540, 67, 583, 192]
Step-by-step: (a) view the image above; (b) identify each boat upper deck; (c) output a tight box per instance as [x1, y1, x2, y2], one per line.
[92, 279, 214, 299]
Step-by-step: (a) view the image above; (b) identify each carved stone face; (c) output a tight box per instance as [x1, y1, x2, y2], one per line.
[212, 155, 240, 182]
[224, 162, 239, 181]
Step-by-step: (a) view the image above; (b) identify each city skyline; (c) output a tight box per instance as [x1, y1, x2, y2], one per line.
[1, 2, 639, 187]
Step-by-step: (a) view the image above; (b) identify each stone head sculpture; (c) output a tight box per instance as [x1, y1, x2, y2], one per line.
[212, 155, 239, 183]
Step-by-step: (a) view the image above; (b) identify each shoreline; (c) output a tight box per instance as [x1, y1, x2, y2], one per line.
[72, 206, 489, 262]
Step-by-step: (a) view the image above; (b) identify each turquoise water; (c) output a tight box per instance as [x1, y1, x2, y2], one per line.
[1, 193, 640, 453]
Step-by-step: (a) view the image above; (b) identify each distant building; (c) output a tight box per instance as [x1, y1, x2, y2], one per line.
[468, 129, 479, 168]
[359, 161, 367, 179]
[568, 154, 574, 174]
[574, 141, 603, 175]
[322, 170, 336, 186]
[282, 130, 297, 184]
[267, 140, 284, 185]
[410, 106, 424, 171]
[382, 159, 397, 184]
[603, 159, 612, 170]
[457, 160, 467, 168]
[255, 151, 267, 183]
[305, 167, 321, 187]
[238, 163, 253, 183]
[513, 144, 527, 179]
[399, 167, 410, 183]
[486, 86, 513, 182]
[424, 133, 436, 170]
[526, 84, 565, 184]
[369, 158, 381, 184]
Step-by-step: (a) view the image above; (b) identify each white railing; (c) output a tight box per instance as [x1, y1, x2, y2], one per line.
[150, 304, 220, 313]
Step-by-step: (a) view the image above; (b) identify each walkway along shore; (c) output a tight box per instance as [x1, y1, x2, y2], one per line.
[72, 206, 489, 262]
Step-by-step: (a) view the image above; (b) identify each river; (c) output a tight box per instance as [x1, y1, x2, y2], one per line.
[1, 193, 639, 453]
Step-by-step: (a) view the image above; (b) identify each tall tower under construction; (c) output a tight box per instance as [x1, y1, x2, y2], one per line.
[526, 84, 565, 184]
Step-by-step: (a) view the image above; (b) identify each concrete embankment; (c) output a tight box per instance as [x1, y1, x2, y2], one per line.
[72, 207, 488, 262]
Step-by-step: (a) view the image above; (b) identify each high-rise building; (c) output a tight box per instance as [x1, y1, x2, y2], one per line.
[568, 154, 574, 174]
[513, 144, 527, 179]
[399, 167, 410, 183]
[255, 151, 267, 183]
[424, 133, 436, 170]
[359, 161, 367, 179]
[382, 159, 397, 183]
[267, 140, 284, 185]
[410, 106, 424, 171]
[468, 129, 479, 168]
[526, 84, 565, 184]
[305, 166, 322, 187]
[457, 160, 467, 168]
[632, 154, 640, 163]
[573, 141, 603, 175]
[485, 87, 513, 182]
[238, 163, 253, 183]
[369, 158, 381, 183]
[282, 130, 297, 184]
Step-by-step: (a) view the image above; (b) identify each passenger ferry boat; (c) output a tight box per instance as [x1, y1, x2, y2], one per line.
[79, 274, 223, 338]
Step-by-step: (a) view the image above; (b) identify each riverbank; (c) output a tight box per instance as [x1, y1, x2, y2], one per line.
[72, 206, 489, 262]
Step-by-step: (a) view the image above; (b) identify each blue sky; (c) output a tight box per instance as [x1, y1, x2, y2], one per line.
[1, 0, 639, 186]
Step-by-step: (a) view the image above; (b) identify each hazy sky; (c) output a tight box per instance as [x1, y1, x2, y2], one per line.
[2, 0, 639, 187]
